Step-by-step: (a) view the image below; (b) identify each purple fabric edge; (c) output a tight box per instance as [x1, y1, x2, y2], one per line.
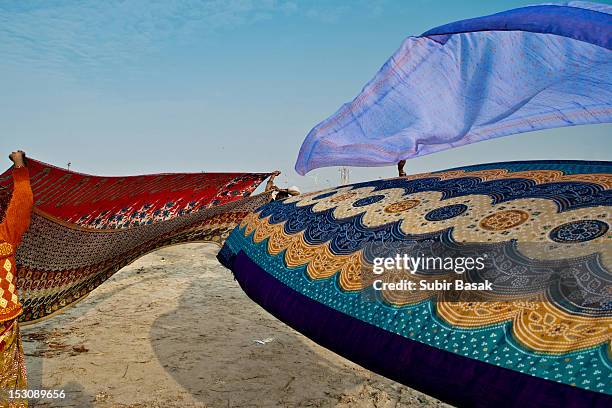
[229, 250, 612, 408]
[421, 5, 611, 50]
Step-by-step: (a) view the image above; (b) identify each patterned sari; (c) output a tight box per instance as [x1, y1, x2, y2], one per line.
[0, 320, 27, 408]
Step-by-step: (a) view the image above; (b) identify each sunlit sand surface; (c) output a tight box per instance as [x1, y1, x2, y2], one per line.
[22, 243, 449, 407]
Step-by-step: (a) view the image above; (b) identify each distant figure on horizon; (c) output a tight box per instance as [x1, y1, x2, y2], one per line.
[0, 150, 33, 408]
[398, 160, 406, 177]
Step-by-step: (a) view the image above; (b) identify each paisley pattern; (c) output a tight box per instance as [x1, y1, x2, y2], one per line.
[221, 160, 612, 401]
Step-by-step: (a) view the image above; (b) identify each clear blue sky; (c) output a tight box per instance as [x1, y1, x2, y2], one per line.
[1, 0, 610, 192]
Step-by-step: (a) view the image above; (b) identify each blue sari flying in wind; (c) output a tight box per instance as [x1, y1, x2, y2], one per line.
[295, 1, 611, 175]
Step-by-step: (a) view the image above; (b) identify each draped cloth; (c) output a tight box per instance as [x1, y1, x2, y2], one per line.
[295, 2, 612, 175]
[0, 159, 272, 323]
[220, 160, 612, 407]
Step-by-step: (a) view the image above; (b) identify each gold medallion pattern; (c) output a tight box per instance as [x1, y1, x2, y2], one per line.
[330, 192, 358, 203]
[479, 209, 530, 231]
[384, 199, 421, 213]
[0, 243, 13, 257]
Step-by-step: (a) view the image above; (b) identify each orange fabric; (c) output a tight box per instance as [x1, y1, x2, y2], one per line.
[0, 167, 33, 323]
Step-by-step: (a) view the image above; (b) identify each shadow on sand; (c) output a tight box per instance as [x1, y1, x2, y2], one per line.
[149, 254, 401, 407]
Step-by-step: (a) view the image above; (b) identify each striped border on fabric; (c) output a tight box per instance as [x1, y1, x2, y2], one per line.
[221, 250, 612, 408]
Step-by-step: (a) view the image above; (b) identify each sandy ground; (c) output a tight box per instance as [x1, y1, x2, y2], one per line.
[21, 243, 449, 408]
